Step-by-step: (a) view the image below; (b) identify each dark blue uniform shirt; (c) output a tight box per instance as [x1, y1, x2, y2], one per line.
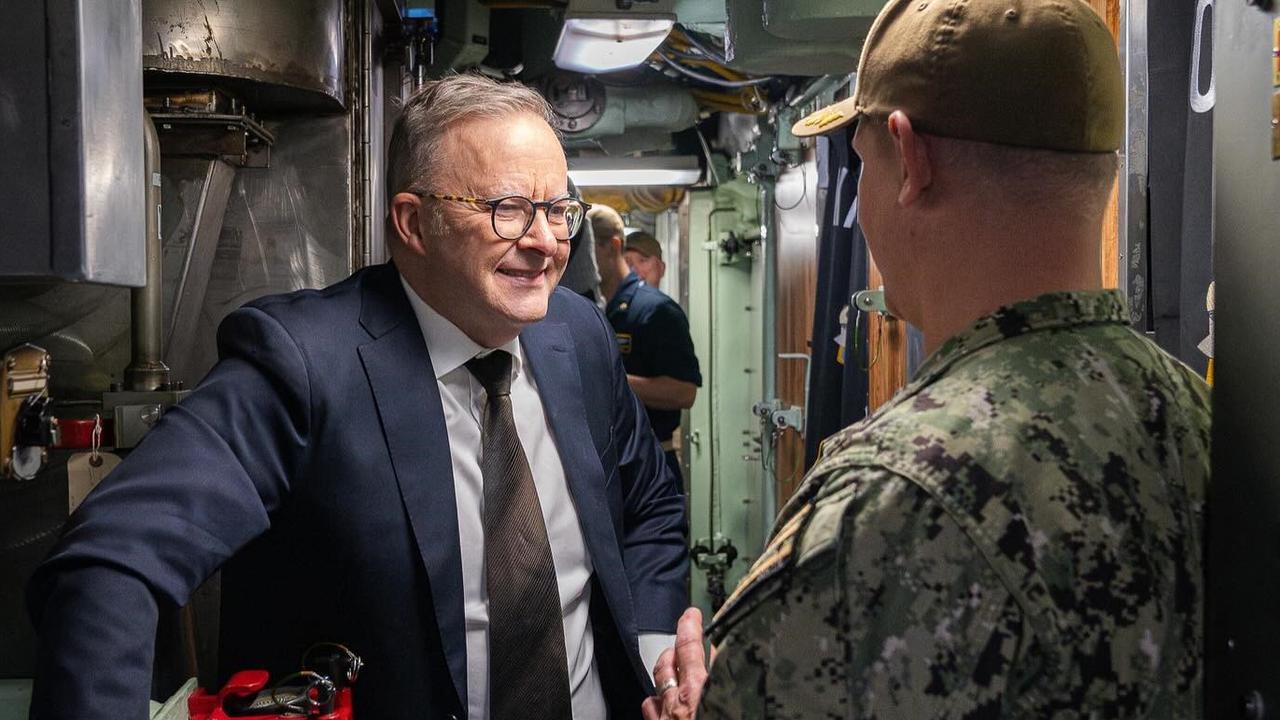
[605, 272, 702, 443]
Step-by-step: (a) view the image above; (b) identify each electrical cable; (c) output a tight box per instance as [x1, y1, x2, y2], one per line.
[774, 163, 808, 211]
[655, 53, 774, 88]
[693, 125, 722, 186]
[852, 308, 884, 372]
[677, 26, 729, 65]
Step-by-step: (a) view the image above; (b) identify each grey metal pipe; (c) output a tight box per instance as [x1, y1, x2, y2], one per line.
[124, 110, 171, 392]
[1118, 0, 1149, 326]
[758, 182, 778, 528]
[360, 0, 375, 270]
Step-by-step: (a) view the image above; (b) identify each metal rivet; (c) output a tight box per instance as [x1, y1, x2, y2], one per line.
[918, 2, 928, 9]
[1006, 8, 1019, 19]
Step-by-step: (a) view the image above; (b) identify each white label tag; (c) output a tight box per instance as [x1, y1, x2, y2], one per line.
[67, 452, 122, 514]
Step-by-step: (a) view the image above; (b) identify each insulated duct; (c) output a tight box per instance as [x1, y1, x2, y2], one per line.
[549, 75, 700, 151]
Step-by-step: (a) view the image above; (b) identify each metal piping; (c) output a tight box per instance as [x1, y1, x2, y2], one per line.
[787, 73, 853, 110]
[124, 110, 171, 392]
[758, 182, 778, 528]
[1118, 0, 1150, 327]
[359, 0, 375, 269]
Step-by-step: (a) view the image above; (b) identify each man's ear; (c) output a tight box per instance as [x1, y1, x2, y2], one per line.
[390, 192, 427, 256]
[887, 111, 933, 207]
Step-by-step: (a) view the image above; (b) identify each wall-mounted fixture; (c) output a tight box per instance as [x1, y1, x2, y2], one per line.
[568, 155, 702, 186]
[553, 0, 676, 74]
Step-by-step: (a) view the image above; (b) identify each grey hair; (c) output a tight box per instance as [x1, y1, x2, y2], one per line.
[385, 73, 557, 202]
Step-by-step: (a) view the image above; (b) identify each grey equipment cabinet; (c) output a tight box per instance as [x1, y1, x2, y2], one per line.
[0, 0, 145, 287]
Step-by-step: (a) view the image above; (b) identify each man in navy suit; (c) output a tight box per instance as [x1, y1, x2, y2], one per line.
[28, 74, 688, 720]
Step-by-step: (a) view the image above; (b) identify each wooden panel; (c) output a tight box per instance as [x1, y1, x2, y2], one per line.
[1102, 181, 1120, 288]
[1088, 0, 1121, 41]
[1091, 0, 1122, 289]
[866, 256, 909, 412]
[774, 164, 818, 506]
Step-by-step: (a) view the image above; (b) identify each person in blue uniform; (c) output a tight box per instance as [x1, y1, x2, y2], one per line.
[589, 205, 701, 481]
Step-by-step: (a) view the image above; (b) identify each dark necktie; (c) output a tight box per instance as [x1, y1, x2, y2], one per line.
[465, 351, 572, 720]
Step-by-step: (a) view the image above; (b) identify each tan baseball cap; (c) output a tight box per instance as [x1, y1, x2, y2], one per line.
[792, 0, 1123, 153]
[624, 231, 663, 260]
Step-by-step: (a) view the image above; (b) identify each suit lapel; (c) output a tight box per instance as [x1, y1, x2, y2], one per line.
[356, 265, 468, 710]
[521, 321, 639, 656]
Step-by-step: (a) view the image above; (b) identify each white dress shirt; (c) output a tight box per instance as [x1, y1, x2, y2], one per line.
[400, 278, 674, 719]
[401, 277, 605, 720]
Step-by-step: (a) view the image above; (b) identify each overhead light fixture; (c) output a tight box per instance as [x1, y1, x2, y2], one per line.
[553, 0, 676, 74]
[568, 156, 702, 187]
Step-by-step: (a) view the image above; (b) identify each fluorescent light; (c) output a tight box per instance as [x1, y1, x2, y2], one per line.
[553, 18, 674, 74]
[568, 156, 702, 187]
[570, 168, 702, 185]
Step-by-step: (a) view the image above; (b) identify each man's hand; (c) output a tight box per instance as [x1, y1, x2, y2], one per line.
[642, 607, 708, 720]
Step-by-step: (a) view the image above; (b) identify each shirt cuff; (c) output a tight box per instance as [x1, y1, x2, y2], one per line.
[638, 632, 676, 681]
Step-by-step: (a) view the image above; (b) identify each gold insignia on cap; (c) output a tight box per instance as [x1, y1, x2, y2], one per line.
[804, 108, 846, 129]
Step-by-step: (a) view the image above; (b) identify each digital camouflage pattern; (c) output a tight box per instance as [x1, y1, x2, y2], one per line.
[701, 290, 1210, 719]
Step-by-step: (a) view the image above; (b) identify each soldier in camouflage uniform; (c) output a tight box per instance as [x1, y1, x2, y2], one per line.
[642, 1, 1209, 718]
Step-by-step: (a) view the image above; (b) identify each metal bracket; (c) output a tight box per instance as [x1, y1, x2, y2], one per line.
[691, 533, 739, 611]
[150, 95, 275, 169]
[753, 396, 805, 435]
[771, 406, 804, 433]
[852, 288, 892, 317]
[103, 388, 191, 449]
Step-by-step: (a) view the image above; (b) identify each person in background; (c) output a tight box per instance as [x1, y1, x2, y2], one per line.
[590, 205, 701, 483]
[558, 177, 604, 306]
[645, 0, 1210, 717]
[623, 230, 666, 289]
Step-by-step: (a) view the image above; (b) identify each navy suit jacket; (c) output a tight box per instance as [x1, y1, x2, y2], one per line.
[28, 263, 689, 719]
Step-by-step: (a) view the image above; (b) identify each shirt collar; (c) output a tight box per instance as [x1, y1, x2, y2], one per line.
[912, 289, 1129, 385]
[606, 272, 643, 314]
[399, 274, 524, 380]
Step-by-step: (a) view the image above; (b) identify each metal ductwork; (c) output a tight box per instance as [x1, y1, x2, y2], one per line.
[724, 0, 878, 75]
[547, 74, 700, 154]
[0, 0, 357, 397]
[143, 0, 347, 112]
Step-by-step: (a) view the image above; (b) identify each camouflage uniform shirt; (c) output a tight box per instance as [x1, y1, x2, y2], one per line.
[701, 290, 1209, 719]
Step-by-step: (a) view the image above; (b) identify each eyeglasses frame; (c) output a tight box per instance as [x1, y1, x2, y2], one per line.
[421, 192, 593, 241]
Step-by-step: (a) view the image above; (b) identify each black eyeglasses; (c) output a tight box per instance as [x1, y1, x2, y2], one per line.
[425, 193, 592, 241]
